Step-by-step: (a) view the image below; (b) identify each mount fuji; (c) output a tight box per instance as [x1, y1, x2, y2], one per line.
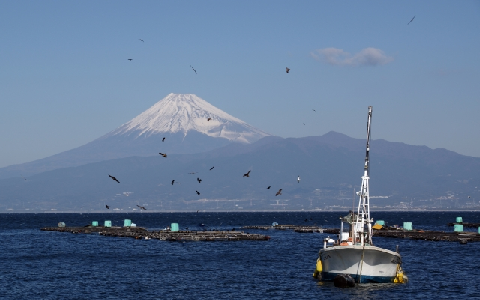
[0, 94, 270, 179]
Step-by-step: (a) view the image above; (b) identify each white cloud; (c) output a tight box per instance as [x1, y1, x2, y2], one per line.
[311, 47, 393, 67]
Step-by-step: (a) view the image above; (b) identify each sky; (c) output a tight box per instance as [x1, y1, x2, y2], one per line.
[1, 1, 479, 168]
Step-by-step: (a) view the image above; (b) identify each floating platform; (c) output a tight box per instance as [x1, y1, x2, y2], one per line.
[242, 224, 325, 233]
[374, 229, 480, 243]
[40, 226, 270, 242]
[447, 222, 480, 228]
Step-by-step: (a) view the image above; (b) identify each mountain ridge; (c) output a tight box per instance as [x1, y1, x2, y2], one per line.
[0, 94, 270, 179]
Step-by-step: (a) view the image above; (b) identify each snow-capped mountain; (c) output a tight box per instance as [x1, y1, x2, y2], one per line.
[110, 93, 268, 143]
[0, 94, 271, 179]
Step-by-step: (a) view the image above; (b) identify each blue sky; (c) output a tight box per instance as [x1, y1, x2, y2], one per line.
[1, 1, 479, 168]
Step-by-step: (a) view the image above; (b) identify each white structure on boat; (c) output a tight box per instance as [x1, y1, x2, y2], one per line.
[313, 106, 407, 284]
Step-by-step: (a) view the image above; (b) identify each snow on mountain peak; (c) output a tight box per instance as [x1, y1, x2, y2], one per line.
[112, 93, 270, 143]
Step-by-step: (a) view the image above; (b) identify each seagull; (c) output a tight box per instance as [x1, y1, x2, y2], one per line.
[139, 39, 144, 42]
[162, 137, 165, 142]
[108, 174, 120, 183]
[136, 205, 147, 210]
[172, 180, 175, 185]
[243, 170, 251, 177]
[190, 65, 197, 74]
[297, 176, 301, 183]
[286, 67, 290, 73]
[128, 59, 133, 61]
[275, 189, 282, 196]
[207, 118, 212, 121]
[267, 186, 271, 189]
[197, 177, 202, 183]
[407, 16, 415, 25]
[106, 205, 110, 209]
[209, 166, 214, 171]
[159, 153, 167, 158]
[196, 190, 200, 195]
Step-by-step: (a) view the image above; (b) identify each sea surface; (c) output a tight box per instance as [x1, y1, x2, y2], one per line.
[1, 211, 479, 300]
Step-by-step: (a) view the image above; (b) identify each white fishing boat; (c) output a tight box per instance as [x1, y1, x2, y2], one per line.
[313, 106, 407, 284]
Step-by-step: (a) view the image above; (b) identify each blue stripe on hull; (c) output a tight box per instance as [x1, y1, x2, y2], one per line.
[321, 272, 394, 283]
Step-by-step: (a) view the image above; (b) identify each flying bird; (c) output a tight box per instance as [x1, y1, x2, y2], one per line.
[172, 180, 175, 185]
[196, 190, 200, 195]
[209, 166, 214, 171]
[286, 67, 290, 73]
[190, 65, 197, 74]
[159, 153, 167, 157]
[407, 16, 415, 25]
[108, 174, 120, 183]
[312, 109, 316, 112]
[106, 205, 110, 209]
[267, 186, 271, 189]
[243, 170, 251, 177]
[197, 177, 202, 183]
[139, 39, 144, 42]
[275, 189, 282, 196]
[297, 176, 301, 183]
[162, 137, 165, 142]
[207, 118, 212, 121]
[128, 59, 133, 61]
[136, 205, 147, 210]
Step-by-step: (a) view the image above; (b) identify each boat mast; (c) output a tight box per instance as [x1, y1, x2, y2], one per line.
[354, 106, 373, 246]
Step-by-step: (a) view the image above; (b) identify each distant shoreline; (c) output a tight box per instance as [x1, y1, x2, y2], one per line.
[2, 209, 480, 214]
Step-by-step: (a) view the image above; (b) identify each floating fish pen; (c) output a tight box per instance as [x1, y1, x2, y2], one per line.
[242, 224, 331, 233]
[447, 222, 480, 228]
[373, 228, 480, 243]
[40, 226, 270, 242]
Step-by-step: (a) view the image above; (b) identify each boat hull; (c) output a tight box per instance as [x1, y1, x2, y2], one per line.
[318, 245, 401, 283]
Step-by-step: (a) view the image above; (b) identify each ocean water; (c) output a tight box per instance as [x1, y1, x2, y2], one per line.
[0, 211, 479, 299]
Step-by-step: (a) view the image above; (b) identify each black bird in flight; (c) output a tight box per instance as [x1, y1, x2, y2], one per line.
[128, 59, 133, 61]
[196, 190, 200, 195]
[190, 65, 197, 74]
[407, 16, 415, 25]
[171, 180, 175, 185]
[275, 189, 282, 196]
[162, 137, 165, 142]
[207, 118, 212, 121]
[267, 186, 271, 189]
[139, 39, 144, 42]
[106, 205, 110, 209]
[109, 174, 120, 183]
[243, 170, 251, 177]
[136, 205, 147, 210]
[286, 67, 290, 73]
[197, 177, 202, 183]
[159, 153, 167, 157]
[209, 166, 214, 171]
